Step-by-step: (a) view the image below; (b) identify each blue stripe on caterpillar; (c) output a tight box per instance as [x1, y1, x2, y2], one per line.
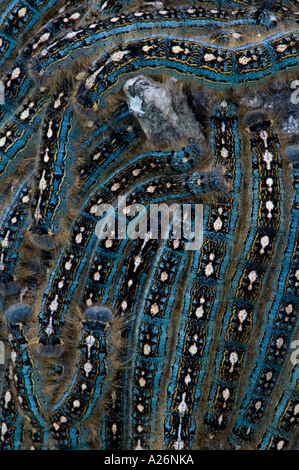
[30, 5, 279, 81]
[0, 175, 32, 295]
